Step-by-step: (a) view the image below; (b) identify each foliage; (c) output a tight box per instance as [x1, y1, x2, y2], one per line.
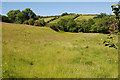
[2, 15, 10, 22]
[6, 8, 36, 23]
[103, 34, 118, 49]
[77, 19, 94, 33]
[76, 16, 114, 33]
[111, 3, 120, 20]
[40, 18, 46, 26]
[34, 20, 41, 26]
[23, 20, 29, 25]
[111, 1, 120, 32]
[91, 16, 113, 33]
[15, 12, 25, 24]
[34, 19, 46, 26]
[28, 18, 34, 25]
[57, 18, 77, 32]
[93, 13, 106, 19]
[34, 15, 41, 20]
[7, 10, 20, 22]
[22, 8, 36, 21]
[48, 23, 59, 31]
[61, 12, 68, 16]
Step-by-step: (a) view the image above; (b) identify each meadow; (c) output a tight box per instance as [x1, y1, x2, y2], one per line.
[2, 22, 118, 78]
[74, 15, 95, 21]
[43, 17, 55, 22]
[49, 14, 77, 24]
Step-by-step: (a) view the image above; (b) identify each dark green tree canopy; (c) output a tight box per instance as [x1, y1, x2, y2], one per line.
[22, 8, 36, 20]
[61, 12, 68, 16]
[7, 10, 20, 22]
[111, 1, 120, 20]
[6, 8, 36, 24]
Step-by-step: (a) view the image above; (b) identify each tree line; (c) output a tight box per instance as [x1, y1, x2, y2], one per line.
[49, 13, 118, 34]
[1, 8, 119, 34]
[1, 8, 46, 26]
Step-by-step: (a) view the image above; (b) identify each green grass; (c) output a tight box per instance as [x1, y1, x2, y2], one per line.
[2, 22, 118, 78]
[74, 15, 95, 21]
[49, 14, 77, 24]
[43, 17, 55, 22]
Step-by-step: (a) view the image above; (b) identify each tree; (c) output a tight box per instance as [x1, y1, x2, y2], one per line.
[15, 12, 25, 24]
[28, 18, 34, 25]
[93, 13, 106, 19]
[2, 15, 10, 22]
[57, 18, 77, 32]
[40, 18, 46, 26]
[61, 12, 68, 16]
[22, 8, 36, 21]
[6, 8, 36, 23]
[7, 10, 20, 22]
[111, 1, 120, 32]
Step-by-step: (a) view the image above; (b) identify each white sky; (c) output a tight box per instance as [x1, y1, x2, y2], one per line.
[1, 0, 120, 2]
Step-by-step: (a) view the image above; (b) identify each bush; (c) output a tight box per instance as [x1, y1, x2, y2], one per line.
[34, 19, 46, 26]
[28, 18, 34, 25]
[40, 19, 46, 26]
[49, 18, 78, 32]
[23, 20, 29, 25]
[49, 23, 59, 31]
[34, 20, 41, 26]
[51, 18, 77, 32]
[93, 13, 106, 19]
[61, 12, 68, 16]
[91, 16, 113, 33]
[77, 19, 93, 33]
[2, 16, 10, 22]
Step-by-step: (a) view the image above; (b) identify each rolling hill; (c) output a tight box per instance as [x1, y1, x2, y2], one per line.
[2, 22, 118, 78]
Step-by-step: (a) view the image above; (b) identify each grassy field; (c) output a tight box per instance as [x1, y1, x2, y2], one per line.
[49, 14, 77, 24]
[2, 22, 118, 78]
[48, 15, 95, 24]
[74, 15, 95, 21]
[43, 17, 55, 22]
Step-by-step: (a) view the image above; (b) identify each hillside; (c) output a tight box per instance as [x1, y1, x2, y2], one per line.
[2, 22, 118, 78]
[47, 14, 95, 24]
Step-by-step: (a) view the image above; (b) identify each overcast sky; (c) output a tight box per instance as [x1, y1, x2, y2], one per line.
[1, 0, 120, 2]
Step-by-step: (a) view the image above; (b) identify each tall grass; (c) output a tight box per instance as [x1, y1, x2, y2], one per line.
[2, 22, 118, 78]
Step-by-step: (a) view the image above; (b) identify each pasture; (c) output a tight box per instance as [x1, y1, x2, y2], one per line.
[2, 22, 118, 78]
[74, 15, 95, 21]
[43, 17, 55, 22]
[49, 14, 77, 24]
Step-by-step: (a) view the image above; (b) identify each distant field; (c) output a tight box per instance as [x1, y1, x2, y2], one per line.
[48, 15, 96, 24]
[49, 14, 77, 24]
[2, 22, 118, 78]
[43, 17, 55, 22]
[74, 15, 95, 21]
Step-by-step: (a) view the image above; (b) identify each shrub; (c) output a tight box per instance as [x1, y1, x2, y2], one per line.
[28, 18, 34, 25]
[2, 16, 10, 22]
[93, 13, 106, 19]
[34, 19, 46, 26]
[77, 19, 92, 33]
[61, 12, 68, 16]
[40, 19, 46, 26]
[49, 23, 59, 31]
[91, 16, 113, 33]
[34, 20, 41, 26]
[56, 18, 77, 32]
[23, 20, 29, 25]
